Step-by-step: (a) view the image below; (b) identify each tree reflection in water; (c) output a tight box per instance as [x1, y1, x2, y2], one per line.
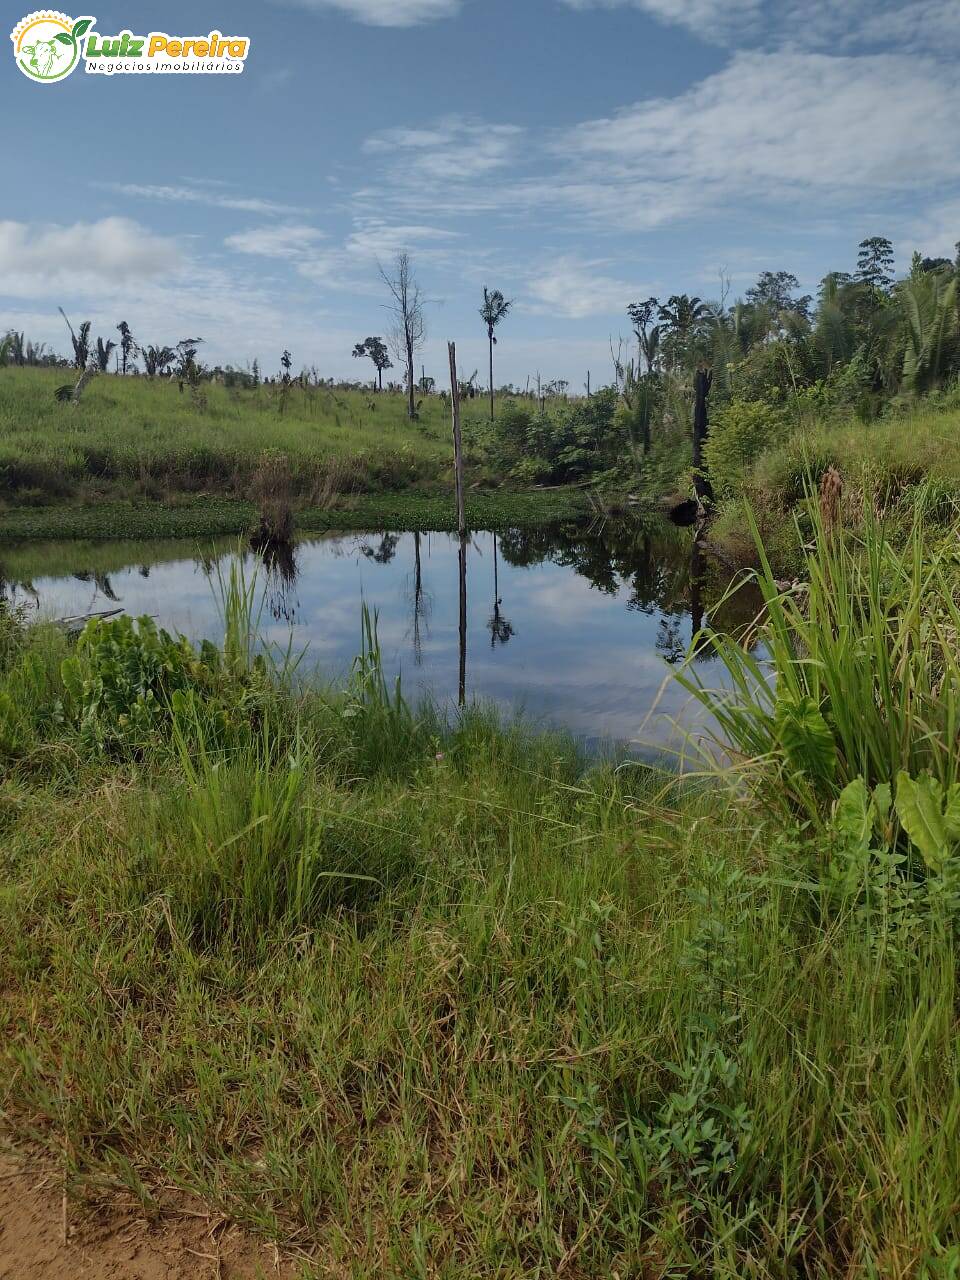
[407, 531, 433, 665]
[254, 539, 301, 625]
[487, 533, 515, 649]
[497, 519, 760, 661]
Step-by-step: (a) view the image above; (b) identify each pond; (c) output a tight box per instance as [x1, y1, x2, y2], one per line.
[0, 521, 760, 754]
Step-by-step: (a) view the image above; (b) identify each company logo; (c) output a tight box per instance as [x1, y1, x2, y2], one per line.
[11, 11, 92, 82]
[10, 11, 250, 82]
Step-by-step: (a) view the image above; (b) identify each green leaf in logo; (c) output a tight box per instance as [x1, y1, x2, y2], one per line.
[55, 32, 73, 44]
[72, 17, 92, 38]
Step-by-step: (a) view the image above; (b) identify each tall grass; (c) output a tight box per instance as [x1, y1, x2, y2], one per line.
[2, 510, 960, 1275]
[680, 496, 960, 822]
[0, 367, 460, 502]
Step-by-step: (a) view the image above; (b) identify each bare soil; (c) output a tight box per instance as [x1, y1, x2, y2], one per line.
[0, 1154, 301, 1279]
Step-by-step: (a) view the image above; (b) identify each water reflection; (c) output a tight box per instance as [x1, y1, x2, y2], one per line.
[1, 520, 760, 750]
[488, 533, 516, 649]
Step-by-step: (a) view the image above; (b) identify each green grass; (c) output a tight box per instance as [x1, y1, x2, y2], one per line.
[0, 367, 505, 505]
[0, 488, 593, 543]
[0, 369, 593, 542]
[0, 529, 958, 1276]
[710, 402, 960, 567]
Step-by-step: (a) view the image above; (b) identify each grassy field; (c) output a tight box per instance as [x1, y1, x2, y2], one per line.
[2, 509, 960, 1276]
[0, 368, 504, 506]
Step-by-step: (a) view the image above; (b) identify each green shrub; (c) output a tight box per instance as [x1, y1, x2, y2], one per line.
[60, 615, 223, 754]
[704, 398, 790, 499]
[477, 390, 624, 484]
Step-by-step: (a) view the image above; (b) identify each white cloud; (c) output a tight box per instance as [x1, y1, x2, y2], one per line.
[225, 224, 326, 258]
[274, 0, 461, 26]
[0, 218, 179, 297]
[854, 1, 960, 50]
[364, 117, 523, 181]
[0, 266, 361, 373]
[354, 52, 960, 237]
[560, 51, 960, 223]
[559, 0, 762, 43]
[344, 218, 460, 259]
[224, 216, 461, 292]
[901, 199, 960, 259]
[526, 255, 649, 318]
[558, 0, 960, 52]
[107, 183, 308, 217]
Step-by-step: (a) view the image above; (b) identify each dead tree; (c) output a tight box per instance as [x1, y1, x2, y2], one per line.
[380, 252, 425, 420]
[692, 364, 714, 505]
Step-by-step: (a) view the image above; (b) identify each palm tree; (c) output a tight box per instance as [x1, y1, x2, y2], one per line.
[813, 275, 857, 374]
[627, 297, 661, 373]
[141, 344, 175, 377]
[116, 321, 137, 375]
[657, 294, 710, 369]
[899, 270, 959, 396]
[94, 336, 116, 372]
[6, 331, 25, 366]
[658, 294, 709, 338]
[58, 308, 91, 368]
[480, 287, 513, 422]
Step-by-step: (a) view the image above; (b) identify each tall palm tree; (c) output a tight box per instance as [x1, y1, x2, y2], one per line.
[813, 276, 856, 374]
[657, 294, 710, 370]
[94, 337, 116, 372]
[899, 271, 959, 396]
[58, 308, 91, 368]
[480, 287, 513, 422]
[116, 321, 137, 375]
[627, 297, 661, 373]
[141, 344, 175, 377]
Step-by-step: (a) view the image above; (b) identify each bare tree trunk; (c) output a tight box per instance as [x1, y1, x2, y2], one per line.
[693, 364, 714, 505]
[412, 531, 423, 665]
[448, 342, 466, 536]
[488, 331, 495, 423]
[407, 339, 415, 419]
[448, 341, 467, 708]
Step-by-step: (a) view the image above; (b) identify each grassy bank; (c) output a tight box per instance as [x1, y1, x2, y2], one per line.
[0, 488, 592, 543]
[0, 368, 462, 503]
[0, 368, 595, 543]
[707, 400, 960, 568]
[2, 507, 960, 1276]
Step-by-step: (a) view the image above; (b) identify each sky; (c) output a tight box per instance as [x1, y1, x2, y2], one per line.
[3, 0, 960, 387]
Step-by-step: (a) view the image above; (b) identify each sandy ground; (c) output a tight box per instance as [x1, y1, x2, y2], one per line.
[0, 1154, 301, 1279]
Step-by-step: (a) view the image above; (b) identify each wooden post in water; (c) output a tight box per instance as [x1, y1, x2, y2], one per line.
[448, 341, 467, 707]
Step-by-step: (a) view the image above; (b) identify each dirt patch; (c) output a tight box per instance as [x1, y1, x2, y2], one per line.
[0, 1154, 301, 1279]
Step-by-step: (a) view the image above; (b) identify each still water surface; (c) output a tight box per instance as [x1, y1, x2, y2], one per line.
[1, 522, 758, 751]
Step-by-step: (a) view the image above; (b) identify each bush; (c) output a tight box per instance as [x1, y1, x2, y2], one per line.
[704, 398, 790, 499]
[479, 390, 624, 484]
[59, 615, 232, 755]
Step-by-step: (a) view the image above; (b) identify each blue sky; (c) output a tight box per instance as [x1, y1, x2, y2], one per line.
[3, 0, 960, 385]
